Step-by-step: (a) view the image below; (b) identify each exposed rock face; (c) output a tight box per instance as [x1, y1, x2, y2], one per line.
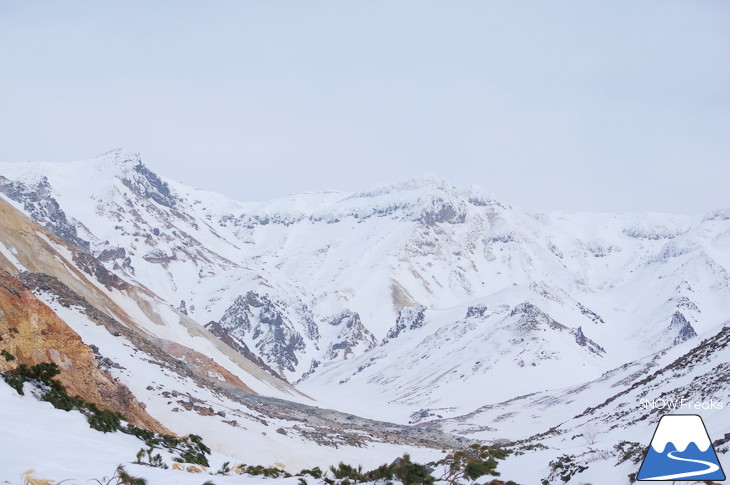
[72, 251, 130, 291]
[0, 270, 168, 434]
[509, 302, 564, 333]
[383, 304, 427, 343]
[205, 320, 285, 381]
[97, 246, 133, 272]
[465, 305, 488, 319]
[121, 157, 177, 208]
[0, 175, 90, 252]
[510, 302, 605, 356]
[159, 341, 256, 393]
[212, 293, 380, 377]
[324, 310, 377, 360]
[97, 246, 126, 262]
[577, 302, 605, 324]
[142, 248, 174, 263]
[668, 311, 697, 345]
[216, 291, 318, 375]
[419, 196, 468, 225]
[570, 326, 606, 356]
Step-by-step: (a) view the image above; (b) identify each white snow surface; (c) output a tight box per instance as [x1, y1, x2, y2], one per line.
[0, 380, 440, 483]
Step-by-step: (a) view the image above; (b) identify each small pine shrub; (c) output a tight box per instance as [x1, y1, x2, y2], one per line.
[546, 454, 588, 483]
[237, 464, 291, 478]
[614, 441, 644, 465]
[1, 349, 15, 361]
[216, 461, 231, 475]
[87, 408, 125, 433]
[110, 465, 147, 485]
[330, 463, 364, 481]
[298, 466, 323, 479]
[391, 454, 434, 485]
[133, 447, 167, 469]
[2, 362, 61, 394]
[440, 444, 511, 484]
[363, 463, 394, 482]
[170, 434, 212, 467]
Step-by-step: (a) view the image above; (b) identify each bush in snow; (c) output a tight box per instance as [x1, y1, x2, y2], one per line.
[543, 454, 588, 484]
[439, 444, 511, 485]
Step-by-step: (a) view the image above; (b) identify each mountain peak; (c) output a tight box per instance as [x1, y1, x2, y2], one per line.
[94, 148, 142, 168]
[349, 174, 453, 200]
[345, 175, 505, 210]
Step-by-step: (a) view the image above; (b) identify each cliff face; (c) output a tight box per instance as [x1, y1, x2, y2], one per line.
[0, 270, 169, 435]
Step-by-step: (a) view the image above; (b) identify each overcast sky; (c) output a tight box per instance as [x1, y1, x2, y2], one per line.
[1, 1, 728, 213]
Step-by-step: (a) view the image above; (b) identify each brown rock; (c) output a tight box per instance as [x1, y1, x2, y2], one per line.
[0, 270, 170, 435]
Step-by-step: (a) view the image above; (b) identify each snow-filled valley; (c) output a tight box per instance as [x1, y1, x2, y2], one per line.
[0, 149, 728, 484]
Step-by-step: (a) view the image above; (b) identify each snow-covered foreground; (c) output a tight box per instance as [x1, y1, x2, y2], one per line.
[0, 380, 443, 484]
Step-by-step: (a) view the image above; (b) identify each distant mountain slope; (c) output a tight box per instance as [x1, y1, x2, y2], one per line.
[2, 150, 729, 420]
[495, 323, 730, 484]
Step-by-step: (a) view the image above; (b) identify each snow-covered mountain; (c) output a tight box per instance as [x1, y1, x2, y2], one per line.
[2, 151, 727, 385]
[0, 183, 454, 481]
[1, 149, 728, 482]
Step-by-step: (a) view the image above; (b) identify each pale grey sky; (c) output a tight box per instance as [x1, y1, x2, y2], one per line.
[1, 1, 728, 213]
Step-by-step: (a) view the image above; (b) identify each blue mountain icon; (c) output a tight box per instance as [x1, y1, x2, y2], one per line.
[637, 414, 725, 481]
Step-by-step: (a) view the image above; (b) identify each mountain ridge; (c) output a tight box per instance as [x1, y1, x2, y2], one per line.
[1, 150, 728, 412]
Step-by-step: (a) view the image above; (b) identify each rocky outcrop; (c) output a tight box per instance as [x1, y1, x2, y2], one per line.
[509, 302, 565, 333]
[72, 251, 130, 291]
[465, 305, 488, 319]
[510, 302, 605, 356]
[420, 197, 467, 225]
[159, 341, 256, 393]
[216, 291, 318, 375]
[0, 175, 90, 252]
[205, 321, 285, 381]
[120, 157, 177, 208]
[324, 310, 377, 360]
[570, 326, 606, 356]
[668, 311, 697, 346]
[576, 302, 605, 324]
[142, 248, 174, 263]
[0, 270, 168, 434]
[383, 303, 427, 344]
[97, 246, 133, 272]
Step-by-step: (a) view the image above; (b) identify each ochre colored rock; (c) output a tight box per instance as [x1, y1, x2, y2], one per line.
[0, 270, 170, 435]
